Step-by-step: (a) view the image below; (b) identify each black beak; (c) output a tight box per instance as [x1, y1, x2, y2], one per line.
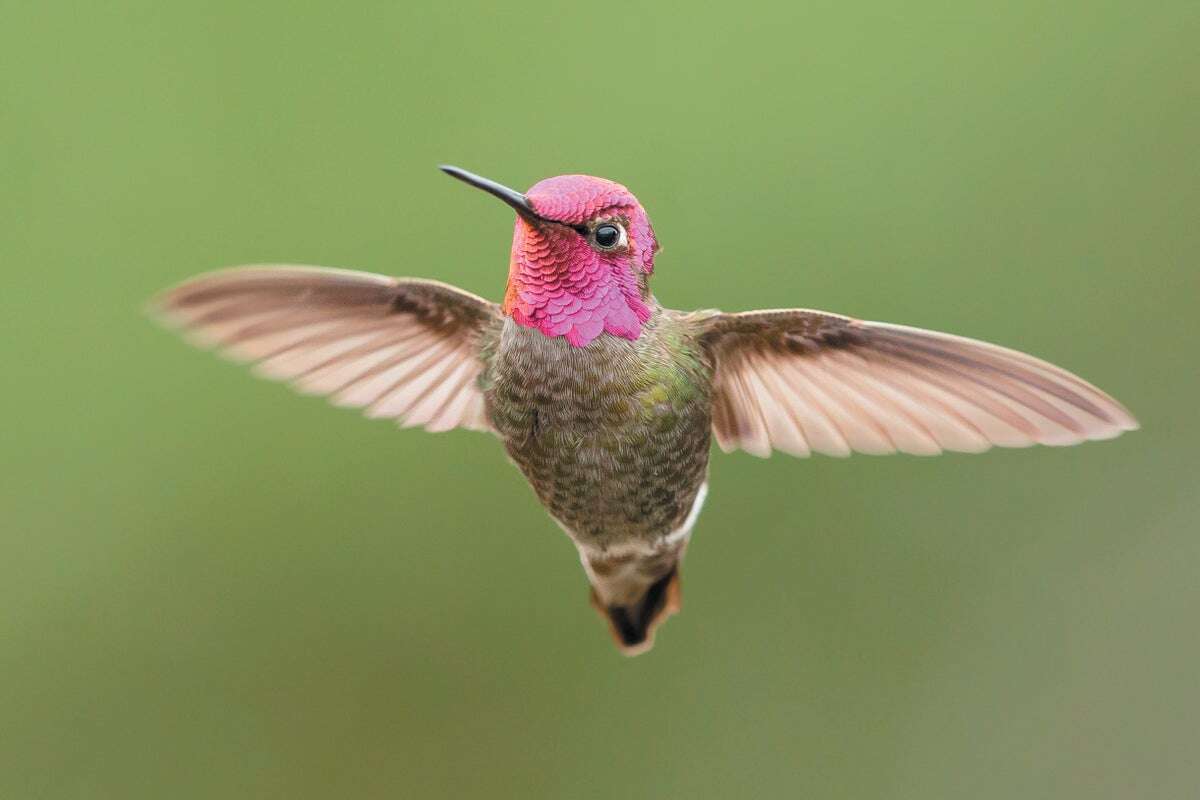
[439, 165, 541, 224]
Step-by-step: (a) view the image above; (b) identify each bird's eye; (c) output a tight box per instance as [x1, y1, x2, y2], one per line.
[593, 223, 625, 250]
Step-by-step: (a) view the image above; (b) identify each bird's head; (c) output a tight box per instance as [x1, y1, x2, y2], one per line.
[442, 166, 659, 347]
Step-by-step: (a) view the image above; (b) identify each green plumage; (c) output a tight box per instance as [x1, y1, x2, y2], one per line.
[482, 308, 713, 551]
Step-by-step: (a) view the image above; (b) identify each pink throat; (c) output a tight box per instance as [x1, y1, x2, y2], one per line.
[503, 222, 651, 348]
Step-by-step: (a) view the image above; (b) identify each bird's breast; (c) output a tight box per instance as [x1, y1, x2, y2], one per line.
[483, 318, 713, 548]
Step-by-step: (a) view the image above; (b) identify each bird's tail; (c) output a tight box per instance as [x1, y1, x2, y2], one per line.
[582, 544, 684, 656]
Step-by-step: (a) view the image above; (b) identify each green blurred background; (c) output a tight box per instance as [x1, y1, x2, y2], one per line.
[3, 2, 1197, 797]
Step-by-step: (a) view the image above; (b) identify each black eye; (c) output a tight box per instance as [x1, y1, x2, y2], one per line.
[594, 224, 621, 249]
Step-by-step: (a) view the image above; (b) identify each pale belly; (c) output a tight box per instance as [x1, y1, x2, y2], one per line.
[483, 320, 713, 550]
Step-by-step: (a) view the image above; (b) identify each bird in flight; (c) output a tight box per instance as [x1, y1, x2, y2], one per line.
[152, 166, 1137, 654]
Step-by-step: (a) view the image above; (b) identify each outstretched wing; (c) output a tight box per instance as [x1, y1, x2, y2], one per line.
[152, 265, 502, 433]
[696, 309, 1137, 458]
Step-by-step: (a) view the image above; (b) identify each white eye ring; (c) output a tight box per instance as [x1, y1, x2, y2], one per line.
[592, 221, 627, 250]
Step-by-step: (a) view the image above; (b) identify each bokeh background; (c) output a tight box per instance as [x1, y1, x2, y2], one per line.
[3, 2, 1198, 797]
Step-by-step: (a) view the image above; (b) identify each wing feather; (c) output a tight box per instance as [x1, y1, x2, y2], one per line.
[151, 265, 501, 434]
[697, 309, 1136, 458]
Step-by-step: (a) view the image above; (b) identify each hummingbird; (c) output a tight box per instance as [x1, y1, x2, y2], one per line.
[152, 166, 1138, 655]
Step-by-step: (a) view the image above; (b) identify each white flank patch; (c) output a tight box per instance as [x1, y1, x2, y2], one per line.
[662, 482, 708, 547]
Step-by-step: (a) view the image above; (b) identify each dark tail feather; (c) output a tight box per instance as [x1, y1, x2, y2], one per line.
[589, 564, 682, 656]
